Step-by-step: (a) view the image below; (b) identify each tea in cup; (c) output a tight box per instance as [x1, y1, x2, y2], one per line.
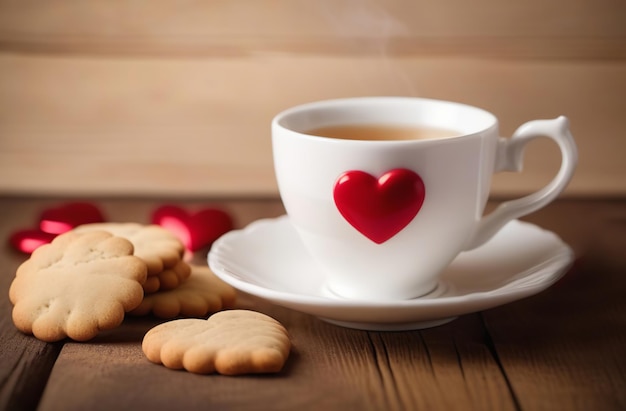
[272, 97, 577, 301]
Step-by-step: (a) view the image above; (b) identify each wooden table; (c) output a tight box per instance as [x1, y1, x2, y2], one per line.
[1, 197, 625, 411]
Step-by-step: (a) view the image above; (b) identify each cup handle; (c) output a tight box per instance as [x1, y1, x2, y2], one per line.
[463, 116, 578, 250]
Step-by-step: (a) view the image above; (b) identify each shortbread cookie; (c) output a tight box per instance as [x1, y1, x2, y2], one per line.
[142, 260, 192, 294]
[130, 265, 236, 318]
[74, 223, 184, 275]
[142, 310, 291, 375]
[9, 230, 147, 342]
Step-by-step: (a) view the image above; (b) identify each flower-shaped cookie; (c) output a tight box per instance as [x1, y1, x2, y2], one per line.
[142, 310, 291, 375]
[9, 230, 147, 342]
[74, 223, 185, 274]
[141, 260, 192, 294]
[130, 265, 236, 318]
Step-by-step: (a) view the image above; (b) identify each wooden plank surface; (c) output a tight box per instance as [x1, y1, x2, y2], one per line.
[484, 201, 626, 410]
[0, 200, 63, 411]
[0, 1, 625, 197]
[1, 55, 624, 197]
[1, 197, 625, 410]
[0, 0, 624, 59]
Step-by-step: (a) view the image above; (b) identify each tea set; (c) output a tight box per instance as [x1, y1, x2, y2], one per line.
[209, 97, 577, 330]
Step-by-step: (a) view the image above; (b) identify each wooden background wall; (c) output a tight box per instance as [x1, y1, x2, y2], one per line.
[0, 0, 624, 198]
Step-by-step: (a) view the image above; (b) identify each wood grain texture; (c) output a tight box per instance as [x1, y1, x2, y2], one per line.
[0, 200, 62, 411]
[1, 197, 625, 410]
[1, 55, 624, 197]
[483, 200, 626, 411]
[0, 0, 624, 59]
[0, 1, 625, 197]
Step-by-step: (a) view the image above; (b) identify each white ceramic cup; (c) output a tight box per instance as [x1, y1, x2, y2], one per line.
[272, 97, 577, 301]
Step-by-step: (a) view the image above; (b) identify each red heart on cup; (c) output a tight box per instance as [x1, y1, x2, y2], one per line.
[39, 202, 106, 234]
[151, 205, 234, 251]
[333, 168, 425, 244]
[9, 229, 57, 254]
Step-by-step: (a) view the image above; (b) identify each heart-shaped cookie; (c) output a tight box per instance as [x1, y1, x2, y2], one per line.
[151, 205, 234, 251]
[39, 202, 105, 234]
[142, 310, 291, 375]
[333, 168, 425, 244]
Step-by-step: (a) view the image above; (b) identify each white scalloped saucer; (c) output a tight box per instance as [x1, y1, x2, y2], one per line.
[208, 215, 574, 331]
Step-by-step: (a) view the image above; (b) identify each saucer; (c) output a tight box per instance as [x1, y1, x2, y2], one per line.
[208, 215, 574, 331]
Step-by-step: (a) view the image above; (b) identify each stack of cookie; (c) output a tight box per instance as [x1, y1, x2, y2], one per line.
[8, 222, 238, 341]
[8, 222, 292, 375]
[74, 222, 239, 319]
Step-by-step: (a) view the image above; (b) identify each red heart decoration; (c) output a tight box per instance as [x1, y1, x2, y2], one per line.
[151, 205, 234, 251]
[39, 202, 106, 234]
[9, 229, 57, 254]
[8, 201, 106, 254]
[333, 168, 425, 244]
